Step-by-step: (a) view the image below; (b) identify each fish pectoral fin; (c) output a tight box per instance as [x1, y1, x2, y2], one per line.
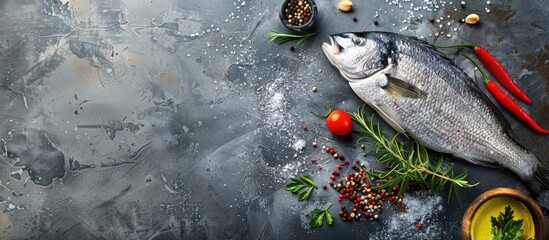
[370, 104, 406, 133]
[459, 155, 500, 169]
[380, 74, 427, 99]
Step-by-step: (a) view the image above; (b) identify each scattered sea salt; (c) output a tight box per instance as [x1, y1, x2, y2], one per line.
[368, 191, 445, 239]
[292, 139, 306, 151]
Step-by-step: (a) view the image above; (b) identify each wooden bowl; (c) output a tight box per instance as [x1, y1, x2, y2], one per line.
[461, 188, 546, 240]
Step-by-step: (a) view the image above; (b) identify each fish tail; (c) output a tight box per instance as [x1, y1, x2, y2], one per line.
[525, 163, 549, 198]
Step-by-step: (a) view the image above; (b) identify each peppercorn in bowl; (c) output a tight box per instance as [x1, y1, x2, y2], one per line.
[279, 0, 317, 31]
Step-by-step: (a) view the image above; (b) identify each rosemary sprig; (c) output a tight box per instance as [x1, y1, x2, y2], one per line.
[267, 30, 315, 46]
[491, 205, 534, 240]
[348, 105, 478, 202]
[284, 175, 318, 201]
[307, 204, 334, 229]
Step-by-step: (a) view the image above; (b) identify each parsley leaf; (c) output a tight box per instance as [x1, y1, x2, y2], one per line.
[300, 175, 317, 188]
[308, 204, 334, 229]
[490, 205, 534, 240]
[298, 187, 314, 201]
[284, 175, 317, 201]
[284, 178, 307, 193]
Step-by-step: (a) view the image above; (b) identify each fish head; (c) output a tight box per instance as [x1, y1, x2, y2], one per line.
[322, 32, 389, 81]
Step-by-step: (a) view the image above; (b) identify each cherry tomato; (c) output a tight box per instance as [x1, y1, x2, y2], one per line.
[326, 110, 352, 136]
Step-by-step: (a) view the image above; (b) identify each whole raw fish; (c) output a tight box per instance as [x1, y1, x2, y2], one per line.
[322, 31, 549, 194]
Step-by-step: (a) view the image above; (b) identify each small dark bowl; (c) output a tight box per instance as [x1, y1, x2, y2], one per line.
[279, 0, 317, 31]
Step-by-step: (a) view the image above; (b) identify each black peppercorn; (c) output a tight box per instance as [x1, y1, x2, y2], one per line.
[284, 0, 312, 26]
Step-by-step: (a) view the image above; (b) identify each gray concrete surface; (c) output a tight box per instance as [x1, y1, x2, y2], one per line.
[0, 0, 548, 239]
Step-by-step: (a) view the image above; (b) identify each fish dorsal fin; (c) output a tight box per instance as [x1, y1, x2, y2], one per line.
[380, 74, 427, 99]
[370, 104, 406, 133]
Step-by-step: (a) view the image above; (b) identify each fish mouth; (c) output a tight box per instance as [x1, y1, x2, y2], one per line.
[322, 36, 343, 66]
[322, 36, 343, 56]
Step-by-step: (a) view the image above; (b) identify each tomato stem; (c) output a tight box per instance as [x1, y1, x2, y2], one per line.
[311, 107, 332, 118]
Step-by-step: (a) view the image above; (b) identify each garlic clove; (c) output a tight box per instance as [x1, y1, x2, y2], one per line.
[465, 13, 480, 24]
[338, 0, 353, 12]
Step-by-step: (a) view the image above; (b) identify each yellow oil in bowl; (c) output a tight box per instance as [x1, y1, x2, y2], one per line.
[470, 196, 535, 240]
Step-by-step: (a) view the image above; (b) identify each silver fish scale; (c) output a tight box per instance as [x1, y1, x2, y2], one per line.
[350, 34, 537, 179]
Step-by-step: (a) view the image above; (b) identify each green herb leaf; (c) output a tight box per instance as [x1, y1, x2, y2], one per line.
[298, 187, 314, 201]
[284, 178, 306, 193]
[267, 30, 315, 46]
[285, 185, 306, 193]
[308, 204, 333, 229]
[300, 175, 317, 188]
[309, 208, 324, 214]
[490, 205, 527, 240]
[284, 176, 317, 201]
[324, 205, 334, 225]
[309, 212, 325, 228]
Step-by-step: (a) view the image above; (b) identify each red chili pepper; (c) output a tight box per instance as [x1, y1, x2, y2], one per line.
[484, 81, 549, 134]
[461, 54, 549, 134]
[473, 46, 531, 104]
[436, 44, 531, 104]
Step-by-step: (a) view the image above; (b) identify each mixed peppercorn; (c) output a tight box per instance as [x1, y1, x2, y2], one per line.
[322, 146, 407, 222]
[284, 0, 312, 26]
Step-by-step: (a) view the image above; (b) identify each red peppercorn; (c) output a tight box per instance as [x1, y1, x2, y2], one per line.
[322, 185, 327, 189]
[417, 223, 423, 229]
[330, 176, 336, 181]
[310, 159, 317, 164]
[343, 159, 349, 165]
[365, 183, 371, 189]
[337, 164, 342, 169]
[332, 171, 339, 176]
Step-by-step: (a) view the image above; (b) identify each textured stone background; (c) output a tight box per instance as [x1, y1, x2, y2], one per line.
[0, 0, 548, 239]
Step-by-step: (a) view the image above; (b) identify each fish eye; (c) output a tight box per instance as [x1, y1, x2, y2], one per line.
[352, 36, 365, 45]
